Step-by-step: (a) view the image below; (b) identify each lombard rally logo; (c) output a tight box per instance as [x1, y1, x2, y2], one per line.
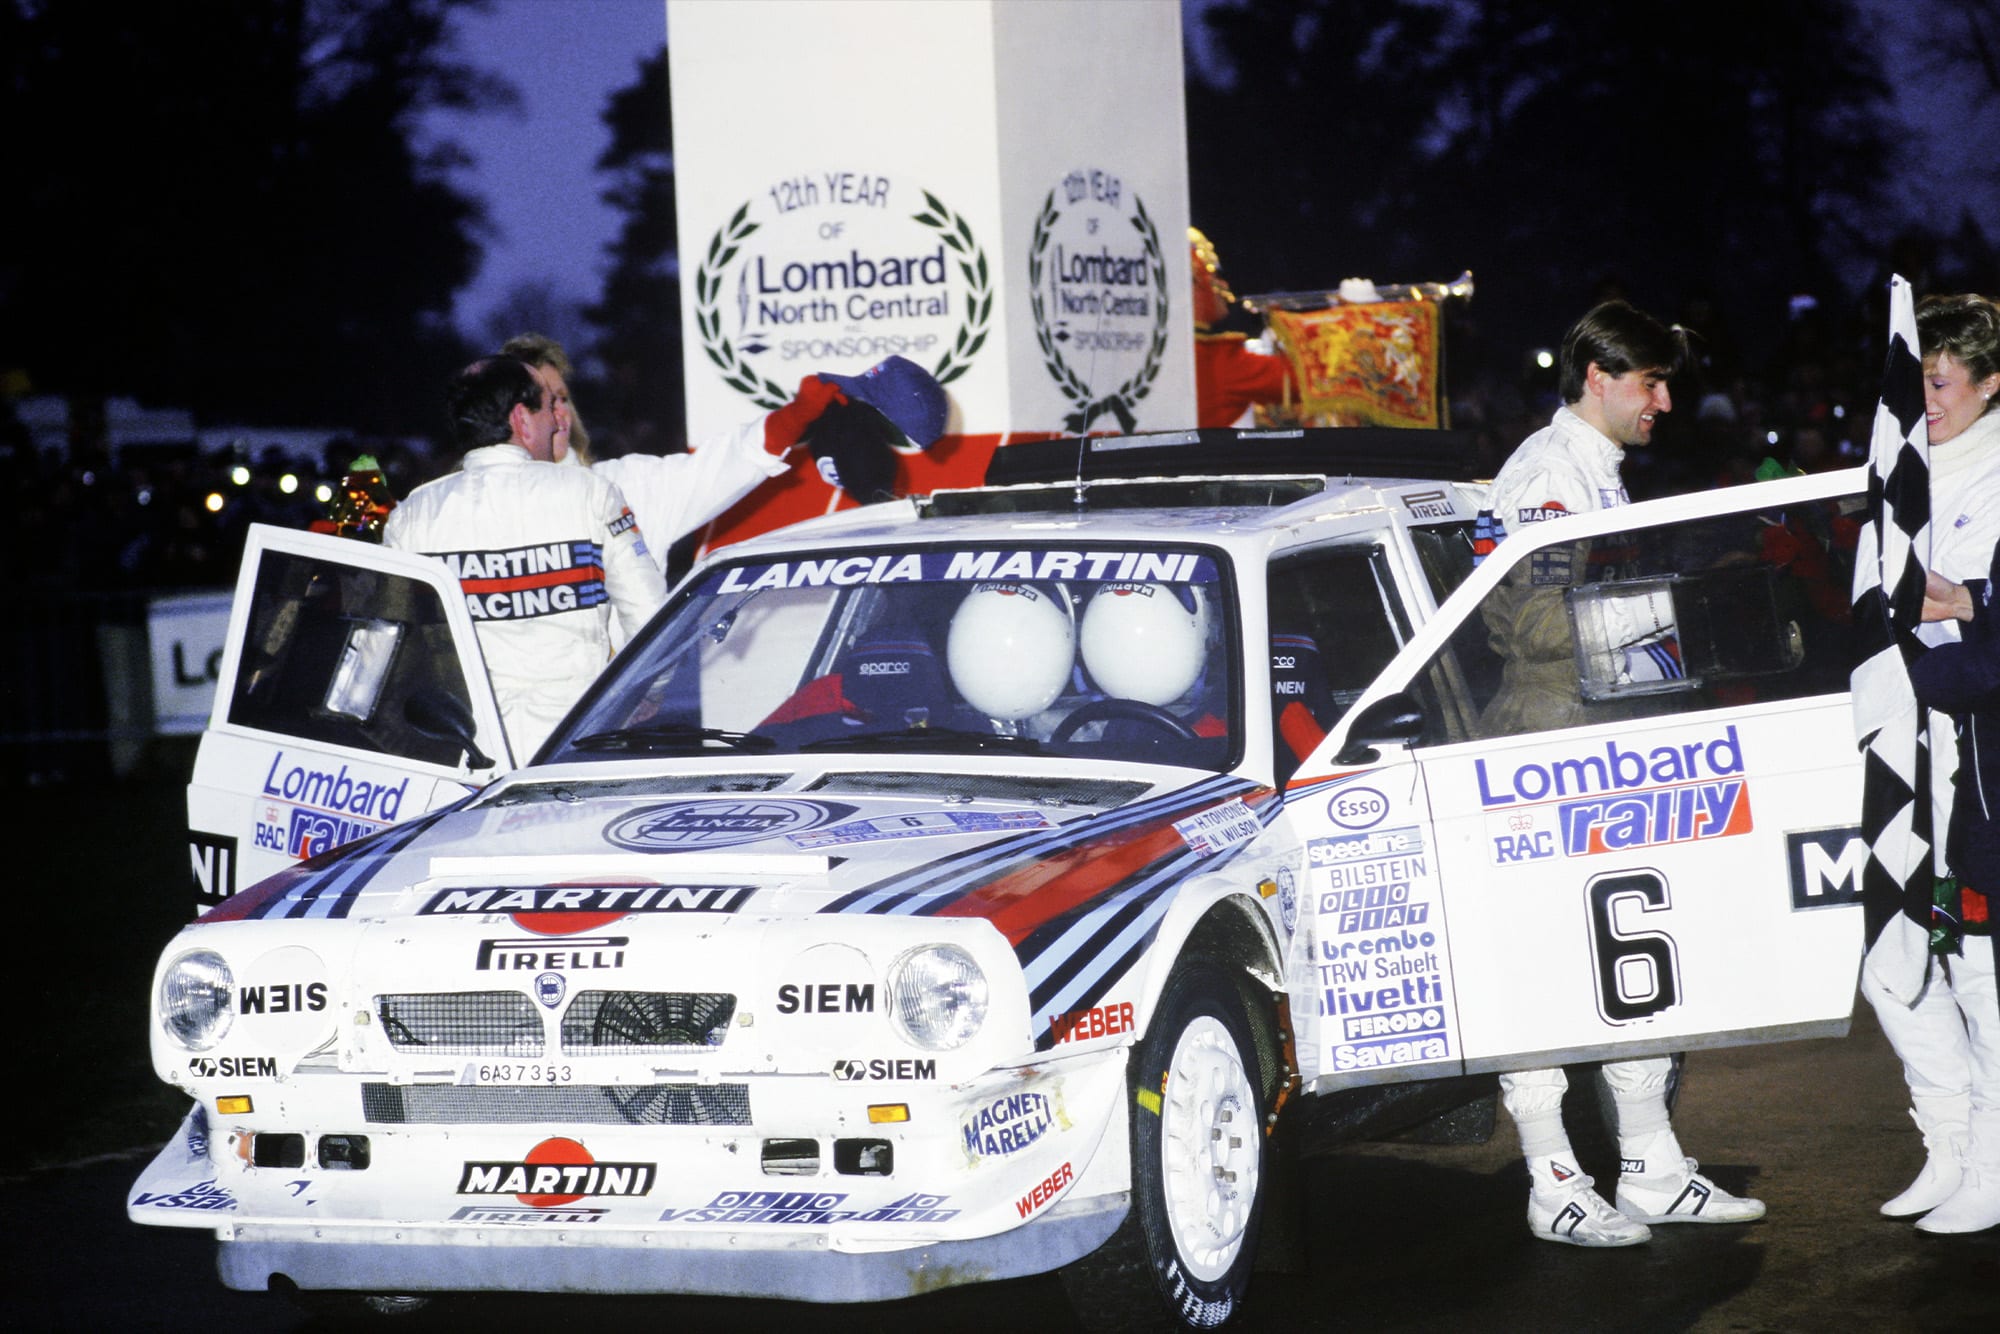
[1028, 166, 1169, 433]
[1475, 726, 1752, 857]
[693, 172, 991, 409]
[255, 752, 408, 860]
[605, 799, 854, 852]
[457, 1137, 656, 1207]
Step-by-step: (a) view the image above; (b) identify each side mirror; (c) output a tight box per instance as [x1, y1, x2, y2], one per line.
[404, 689, 496, 771]
[1335, 691, 1425, 765]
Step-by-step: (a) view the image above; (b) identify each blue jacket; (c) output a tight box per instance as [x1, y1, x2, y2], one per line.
[1909, 541, 2000, 895]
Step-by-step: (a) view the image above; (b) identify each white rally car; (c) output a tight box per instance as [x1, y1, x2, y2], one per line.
[135, 429, 1869, 1328]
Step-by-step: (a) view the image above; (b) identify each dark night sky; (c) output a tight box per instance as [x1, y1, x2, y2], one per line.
[430, 0, 1994, 342]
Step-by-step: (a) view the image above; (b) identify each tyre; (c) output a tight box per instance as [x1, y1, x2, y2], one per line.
[1063, 964, 1268, 1331]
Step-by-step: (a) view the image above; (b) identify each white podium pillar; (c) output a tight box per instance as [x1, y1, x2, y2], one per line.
[669, 0, 1192, 542]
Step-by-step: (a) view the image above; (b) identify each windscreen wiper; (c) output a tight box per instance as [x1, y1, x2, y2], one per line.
[567, 722, 778, 753]
[799, 726, 1044, 755]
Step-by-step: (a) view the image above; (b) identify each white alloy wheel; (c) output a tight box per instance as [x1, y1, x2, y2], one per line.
[1159, 1013, 1260, 1282]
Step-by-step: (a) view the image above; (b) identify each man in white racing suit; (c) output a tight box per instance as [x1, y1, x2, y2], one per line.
[1480, 301, 1766, 1246]
[504, 334, 947, 577]
[384, 356, 666, 762]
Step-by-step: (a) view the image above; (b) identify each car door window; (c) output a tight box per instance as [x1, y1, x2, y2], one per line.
[1410, 490, 1862, 744]
[1268, 546, 1410, 778]
[228, 546, 477, 766]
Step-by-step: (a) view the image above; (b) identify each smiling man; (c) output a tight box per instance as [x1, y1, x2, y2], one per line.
[1473, 302, 1765, 1246]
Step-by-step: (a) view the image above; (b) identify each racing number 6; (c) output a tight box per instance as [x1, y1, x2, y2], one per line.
[1584, 870, 1681, 1024]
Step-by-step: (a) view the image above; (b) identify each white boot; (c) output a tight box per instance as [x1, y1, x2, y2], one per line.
[1915, 1111, 2000, 1235]
[1883, 1106, 1966, 1218]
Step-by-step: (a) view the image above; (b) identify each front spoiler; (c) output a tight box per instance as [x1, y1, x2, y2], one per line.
[217, 1193, 1127, 1300]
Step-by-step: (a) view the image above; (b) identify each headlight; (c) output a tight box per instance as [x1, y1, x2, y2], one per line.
[159, 950, 235, 1051]
[887, 944, 988, 1050]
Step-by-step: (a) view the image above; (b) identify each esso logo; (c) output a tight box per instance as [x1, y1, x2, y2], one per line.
[1328, 786, 1389, 830]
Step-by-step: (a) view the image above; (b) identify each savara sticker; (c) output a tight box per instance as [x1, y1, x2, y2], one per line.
[657, 1190, 958, 1225]
[961, 1090, 1058, 1158]
[704, 549, 1217, 596]
[1173, 798, 1261, 857]
[458, 1137, 656, 1206]
[789, 809, 1051, 849]
[420, 883, 757, 932]
[132, 1179, 237, 1211]
[606, 799, 853, 851]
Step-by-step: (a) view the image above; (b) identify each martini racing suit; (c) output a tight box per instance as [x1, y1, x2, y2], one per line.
[384, 443, 666, 762]
[1479, 405, 1677, 737]
[1479, 404, 1685, 1228]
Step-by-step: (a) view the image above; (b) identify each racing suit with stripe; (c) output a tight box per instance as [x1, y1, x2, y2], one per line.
[384, 444, 666, 763]
[1480, 405, 1688, 1213]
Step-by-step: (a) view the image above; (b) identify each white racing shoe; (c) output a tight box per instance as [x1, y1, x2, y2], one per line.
[1615, 1157, 1766, 1224]
[1528, 1174, 1653, 1247]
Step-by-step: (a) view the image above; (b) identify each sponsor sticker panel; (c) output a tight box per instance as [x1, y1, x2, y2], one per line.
[1306, 812, 1458, 1075]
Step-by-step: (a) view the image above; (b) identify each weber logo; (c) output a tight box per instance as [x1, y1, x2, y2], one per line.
[1787, 827, 1866, 910]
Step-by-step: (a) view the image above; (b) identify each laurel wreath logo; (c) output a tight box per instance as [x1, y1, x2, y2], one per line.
[693, 191, 992, 410]
[1027, 187, 1169, 433]
[910, 190, 992, 387]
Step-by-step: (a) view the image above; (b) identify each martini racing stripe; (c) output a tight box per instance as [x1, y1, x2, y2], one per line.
[1020, 794, 1285, 1048]
[823, 774, 1253, 918]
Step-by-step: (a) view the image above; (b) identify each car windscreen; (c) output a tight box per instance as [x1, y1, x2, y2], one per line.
[546, 542, 1240, 770]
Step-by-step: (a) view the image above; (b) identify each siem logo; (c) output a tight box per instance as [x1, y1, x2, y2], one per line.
[188, 1055, 279, 1079]
[831, 1057, 937, 1081]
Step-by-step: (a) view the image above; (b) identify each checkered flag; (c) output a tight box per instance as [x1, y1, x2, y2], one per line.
[1850, 275, 1936, 948]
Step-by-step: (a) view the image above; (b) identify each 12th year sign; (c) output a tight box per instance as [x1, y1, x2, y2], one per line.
[692, 171, 994, 409]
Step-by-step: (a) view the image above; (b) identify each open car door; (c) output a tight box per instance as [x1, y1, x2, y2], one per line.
[1287, 469, 1869, 1092]
[186, 524, 512, 913]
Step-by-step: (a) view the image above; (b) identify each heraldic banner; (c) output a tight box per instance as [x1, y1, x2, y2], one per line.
[1266, 300, 1443, 429]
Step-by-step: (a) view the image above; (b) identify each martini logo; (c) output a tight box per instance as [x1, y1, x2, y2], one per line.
[1028, 167, 1170, 433]
[692, 175, 991, 410]
[605, 800, 853, 852]
[457, 1137, 656, 1207]
[420, 882, 758, 934]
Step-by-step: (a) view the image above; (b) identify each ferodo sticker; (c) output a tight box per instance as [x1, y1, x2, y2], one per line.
[232, 945, 332, 1052]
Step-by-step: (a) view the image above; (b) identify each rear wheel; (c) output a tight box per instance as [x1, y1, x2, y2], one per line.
[1064, 964, 1267, 1331]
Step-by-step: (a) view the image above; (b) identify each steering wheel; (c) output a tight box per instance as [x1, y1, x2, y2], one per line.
[1050, 697, 1199, 743]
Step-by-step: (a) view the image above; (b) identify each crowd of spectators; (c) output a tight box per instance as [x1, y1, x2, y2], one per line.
[0, 289, 1950, 598]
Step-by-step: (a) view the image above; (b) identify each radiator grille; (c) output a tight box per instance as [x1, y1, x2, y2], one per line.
[562, 991, 736, 1054]
[376, 992, 543, 1057]
[361, 1082, 751, 1126]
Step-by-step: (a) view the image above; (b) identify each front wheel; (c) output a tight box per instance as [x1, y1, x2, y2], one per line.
[1064, 964, 1267, 1331]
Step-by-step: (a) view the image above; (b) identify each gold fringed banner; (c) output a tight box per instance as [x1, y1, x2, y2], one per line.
[1265, 300, 1443, 429]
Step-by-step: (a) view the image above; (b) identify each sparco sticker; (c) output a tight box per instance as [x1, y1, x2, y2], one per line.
[605, 799, 854, 851]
